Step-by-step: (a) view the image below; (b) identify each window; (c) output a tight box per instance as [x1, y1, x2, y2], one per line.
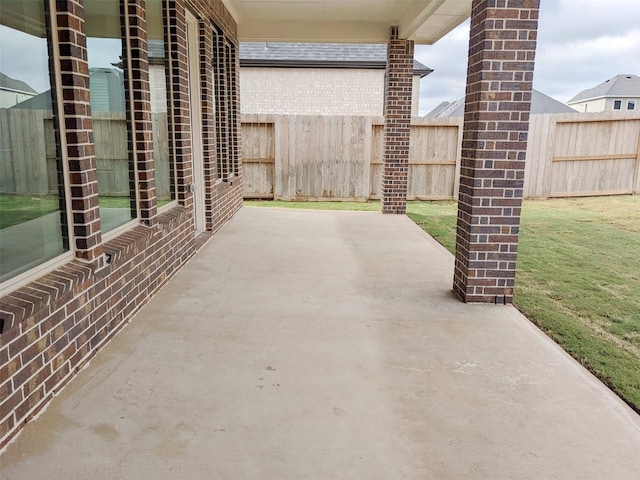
[85, 0, 136, 233]
[0, 0, 69, 283]
[613, 100, 622, 110]
[212, 26, 238, 180]
[628, 100, 636, 111]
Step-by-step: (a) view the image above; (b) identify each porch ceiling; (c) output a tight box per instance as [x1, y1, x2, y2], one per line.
[221, 0, 472, 44]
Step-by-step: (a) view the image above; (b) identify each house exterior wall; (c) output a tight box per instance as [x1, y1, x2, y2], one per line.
[149, 64, 167, 113]
[240, 66, 422, 116]
[412, 75, 420, 117]
[569, 97, 639, 112]
[0, 90, 37, 109]
[241, 67, 383, 115]
[0, 0, 242, 448]
[569, 98, 606, 112]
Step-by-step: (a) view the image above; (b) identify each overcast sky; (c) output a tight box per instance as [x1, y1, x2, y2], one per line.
[415, 0, 640, 115]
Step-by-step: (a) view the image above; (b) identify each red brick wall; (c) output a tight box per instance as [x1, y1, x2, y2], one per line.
[381, 27, 414, 214]
[123, 0, 158, 227]
[0, 0, 242, 448]
[57, 0, 104, 264]
[453, 0, 540, 303]
[166, 0, 243, 232]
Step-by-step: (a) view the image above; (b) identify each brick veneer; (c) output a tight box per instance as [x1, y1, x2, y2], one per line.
[381, 27, 414, 214]
[166, 0, 243, 232]
[0, 0, 243, 448]
[122, 0, 158, 226]
[56, 0, 104, 263]
[453, 0, 540, 303]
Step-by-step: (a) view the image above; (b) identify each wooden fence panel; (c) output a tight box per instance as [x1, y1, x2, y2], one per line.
[0, 109, 50, 195]
[407, 119, 460, 199]
[524, 113, 555, 198]
[152, 113, 171, 200]
[92, 112, 130, 196]
[242, 115, 275, 198]
[274, 115, 372, 200]
[369, 122, 384, 198]
[548, 113, 640, 196]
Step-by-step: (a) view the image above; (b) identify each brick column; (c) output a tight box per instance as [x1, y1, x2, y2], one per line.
[382, 27, 414, 214]
[122, 0, 157, 227]
[56, 0, 104, 264]
[163, 1, 192, 208]
[453, 0, 540, 303]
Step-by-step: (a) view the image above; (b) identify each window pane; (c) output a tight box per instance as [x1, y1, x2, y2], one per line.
[0, 1, 68, 283]
[613, 100, 622, 110]
[86, 0, 136, 232]
[628, 101, 635, 111]
[148, 0, 173, 204]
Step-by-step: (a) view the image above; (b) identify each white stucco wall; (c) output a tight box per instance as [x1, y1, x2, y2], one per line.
[240, 67, 422, 116]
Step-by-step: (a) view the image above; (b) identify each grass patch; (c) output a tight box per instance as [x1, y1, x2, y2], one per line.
[248, 197, 640, 411]
[1, 195, 173, 230]
[0, 195, 59, 229]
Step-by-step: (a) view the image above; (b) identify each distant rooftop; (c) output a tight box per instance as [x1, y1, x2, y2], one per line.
[0, 72, 37, 94]
[239, 42, 433, 77]
[568, 74, 640, 104]
[428, 89, 575, 117]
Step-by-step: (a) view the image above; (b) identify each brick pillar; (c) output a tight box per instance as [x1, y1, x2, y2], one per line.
[56, 0, 104, 264]
[163, 1, 192, 208]
[200, 20, 215, 229]
[122, 0, 157, 227]
[382, 27, 414, 214]
[453, 0, 540, 304]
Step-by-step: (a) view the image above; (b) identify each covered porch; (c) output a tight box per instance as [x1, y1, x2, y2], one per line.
[2, 207, 639, 478]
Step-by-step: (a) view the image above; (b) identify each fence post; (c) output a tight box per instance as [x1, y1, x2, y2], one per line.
[634, 128, 640, 194]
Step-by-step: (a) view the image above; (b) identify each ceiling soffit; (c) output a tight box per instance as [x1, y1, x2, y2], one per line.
[222, 0, 471, 44]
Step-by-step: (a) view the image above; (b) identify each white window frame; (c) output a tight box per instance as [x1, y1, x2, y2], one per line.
[0, 0, 76, 295]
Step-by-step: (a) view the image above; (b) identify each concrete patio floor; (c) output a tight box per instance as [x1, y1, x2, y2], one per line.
[2, 206, 639, 479]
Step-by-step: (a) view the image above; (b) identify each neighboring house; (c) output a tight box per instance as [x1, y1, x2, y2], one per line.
[567, 74, 640, 113]
[12, 68, 125, 112]
[0, 72, 37, 108]
[239, 42, 432, 116]
[427, 89, 575, 117]
[88, 68, 126, 112]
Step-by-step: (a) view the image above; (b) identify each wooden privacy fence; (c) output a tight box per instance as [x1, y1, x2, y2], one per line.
[242, 114, 463, 201]
[3, 110, 638, 201]
[242, 112, 640, 201]
[0, 109, 171, 199]
[524, 112, 640, 197]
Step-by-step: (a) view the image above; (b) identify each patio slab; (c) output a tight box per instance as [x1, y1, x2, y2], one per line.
[1, 206, 639, 479]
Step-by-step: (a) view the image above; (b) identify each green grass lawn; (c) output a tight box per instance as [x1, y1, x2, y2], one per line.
[0, 195, 60, 229]
[0, 195, 172, 230]
[248, 197, 640, 411]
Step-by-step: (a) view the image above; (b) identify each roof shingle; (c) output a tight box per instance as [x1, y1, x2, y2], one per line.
[239, 42, 432, 76]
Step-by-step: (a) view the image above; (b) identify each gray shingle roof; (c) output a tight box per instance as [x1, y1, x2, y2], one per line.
[239, 42, 432, 76]
[568, 74, 640, 103]
[0, 72, 37, 94]
[429, 89, 574, 117]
